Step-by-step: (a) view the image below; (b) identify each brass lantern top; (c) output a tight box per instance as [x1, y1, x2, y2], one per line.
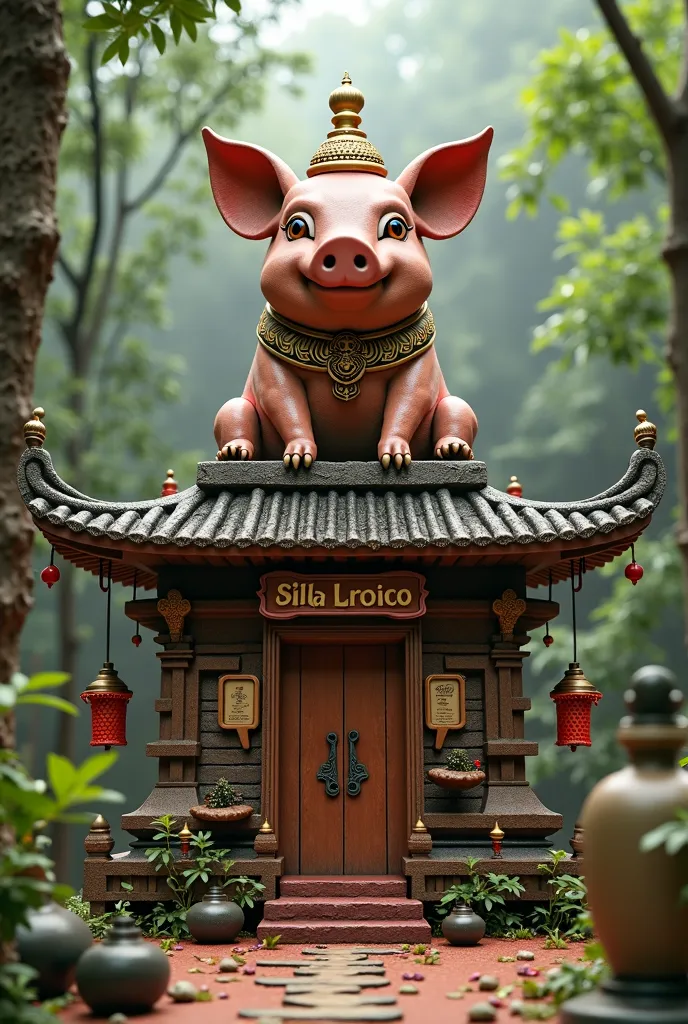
[308, 72, 387, 178]
[83, 661, 132, 695]
[550, 662, 601, 698]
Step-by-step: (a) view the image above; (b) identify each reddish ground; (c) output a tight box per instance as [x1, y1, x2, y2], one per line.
[59, 936, 583, 1022]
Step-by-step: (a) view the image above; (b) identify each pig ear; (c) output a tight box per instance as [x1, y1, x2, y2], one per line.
[202, 127, 299, 240]
[397, 127, 494, 240]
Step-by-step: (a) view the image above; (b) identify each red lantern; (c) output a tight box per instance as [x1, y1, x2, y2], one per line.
[543, 632, 554, 648]
[625, 560, 644, 585]
[81, 662, 132, 748]
[40, 563, 60, 588]
[550, 663, 602, 751]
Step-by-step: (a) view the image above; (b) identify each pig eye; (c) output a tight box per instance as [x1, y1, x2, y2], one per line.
[378, 212, 412, 241]
[283, 212, 315, 241]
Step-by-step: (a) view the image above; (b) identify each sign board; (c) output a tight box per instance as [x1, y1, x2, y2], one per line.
[258, 571, 427, 620]
[218, 674, 260, 750]
[424, 674, 466, 750]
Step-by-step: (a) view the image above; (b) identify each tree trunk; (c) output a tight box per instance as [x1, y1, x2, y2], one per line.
[665, 125, 688, 642]
[0, 0, 70, 698]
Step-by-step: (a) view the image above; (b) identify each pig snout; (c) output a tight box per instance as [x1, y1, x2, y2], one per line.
[308, 236, 382, 288]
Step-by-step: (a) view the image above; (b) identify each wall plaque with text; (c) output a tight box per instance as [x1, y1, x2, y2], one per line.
[425, 674, 466, 750]
[218, 674, 260, 750]
[258, 571, 427, 620]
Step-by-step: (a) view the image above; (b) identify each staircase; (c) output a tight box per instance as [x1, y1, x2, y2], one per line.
[257, 875, 431, 944]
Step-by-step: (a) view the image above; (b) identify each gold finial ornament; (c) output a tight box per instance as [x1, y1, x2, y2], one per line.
[506, 475, 523, 497]
[259, 820, 273, 834]
[634, 409, 657, 450]
[90, 814, 110, 832]
[413, 819, 428, 833]
[178, 822, 193, 841]
[308, 72, 387, 177]
[157, 589, 191, 642]
[492, 588, 526, 640]
[24, 407, 46, 448]
[489, 822, 504, 841]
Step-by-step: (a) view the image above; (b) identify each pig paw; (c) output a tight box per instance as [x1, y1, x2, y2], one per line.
[379, 437, 412, 471]
[217, 439, 254, 461]
[435, 436, 474, 461]
[283, 439, 316, 471]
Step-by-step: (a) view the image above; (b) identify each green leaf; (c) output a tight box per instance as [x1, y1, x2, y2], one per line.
[23, 672, 71, 691]
[46, 753, 78, 803]
[170, 8, 182, 43]
[101, 36, 121, 65]
[151, 22, 166, 54]
[75, 751, 118, 786]
[83, 13, 119, 31]
[118, 35, 130, 65]
[225, 0, 241, 11]
[17, 694, 78, 715]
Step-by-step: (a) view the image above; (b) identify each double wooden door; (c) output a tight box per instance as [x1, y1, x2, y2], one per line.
[279, 643, 407, 875]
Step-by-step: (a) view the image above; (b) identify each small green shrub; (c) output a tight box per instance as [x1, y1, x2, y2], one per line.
[445, 749, 481, 772]
[204, 778, 244, 808]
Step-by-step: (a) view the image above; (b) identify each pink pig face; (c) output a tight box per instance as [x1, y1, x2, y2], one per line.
[203, 127, 493, 332]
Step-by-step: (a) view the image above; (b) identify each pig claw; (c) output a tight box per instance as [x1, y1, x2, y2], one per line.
[218, 439, 254, 461]
[435, 436, 474, 461]
[283, 439, 316, 471]
[379, 437, 412, 471]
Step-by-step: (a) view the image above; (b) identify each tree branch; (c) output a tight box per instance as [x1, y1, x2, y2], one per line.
[67, 36, 104, 368]
[595, 0, 678, 142]
[124, 61, 259, 214]
[57, 252, 80, 292]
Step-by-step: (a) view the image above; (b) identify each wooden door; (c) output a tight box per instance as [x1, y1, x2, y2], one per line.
[279, 643, 406, 875]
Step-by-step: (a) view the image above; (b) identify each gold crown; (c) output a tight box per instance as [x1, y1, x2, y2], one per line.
[308, 72, 387, 178]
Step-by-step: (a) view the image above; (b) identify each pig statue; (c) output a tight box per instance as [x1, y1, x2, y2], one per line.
[203, 72, 492, 470]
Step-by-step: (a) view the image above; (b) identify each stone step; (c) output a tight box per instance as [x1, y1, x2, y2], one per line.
[257, 918, 432, 944]
[280, 876, 407, 898]
[263, 897, 424, 922]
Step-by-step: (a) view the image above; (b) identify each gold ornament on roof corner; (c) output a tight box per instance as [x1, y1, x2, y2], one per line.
[24, 407, 46, 448]
[634, 409, 657, 450]
[308, 71, 387, 177]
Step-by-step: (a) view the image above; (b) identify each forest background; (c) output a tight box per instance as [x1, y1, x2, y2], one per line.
[18, 0, 682, 883]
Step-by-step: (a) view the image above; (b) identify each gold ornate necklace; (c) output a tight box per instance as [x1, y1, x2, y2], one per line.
[256, 303, 435, 401]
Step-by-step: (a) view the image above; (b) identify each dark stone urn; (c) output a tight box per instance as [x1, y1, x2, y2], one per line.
[441, 901, 486, 945]
[186, 885, 244, 943]
[16, 900, 93, 999]
[75, 914, 170, 1016]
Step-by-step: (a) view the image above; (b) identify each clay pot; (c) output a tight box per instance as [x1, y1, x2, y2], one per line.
[16, 901, 93, 999]
[427, 768, 486, 791]
[579, 666, 688, 981]
[441, 901, 486, 945]
[75, 914, 170, 1016]
[186, 885, 244, 943]
[189, 804, 253, 823]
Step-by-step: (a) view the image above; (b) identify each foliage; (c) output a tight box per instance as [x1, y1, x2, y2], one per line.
[204, 777, 244, 808]
[0, 963, 62, 1024]
[261, 934, 281, 949]
[65, 885, 133, 939]
[438, 856, 525, 930]
[530, 850, 588, 943]
[445, 749, 481, 773]
[141, 815, 265, 937]
[641, 809, 688, 902]
[0, 672, 77, 718]
[522, 954, 608, 1007]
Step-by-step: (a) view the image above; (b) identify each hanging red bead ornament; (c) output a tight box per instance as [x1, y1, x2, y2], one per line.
[625, 543, 644, 586]
[81, 562, 132, 748]
[550, 559, 601, 751]
[130, 572, 142, 647]
[40, 547, 60, 589]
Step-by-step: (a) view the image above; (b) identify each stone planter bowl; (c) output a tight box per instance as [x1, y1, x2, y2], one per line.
[189, 804, 254, 823]
[427, 768, 486, 791]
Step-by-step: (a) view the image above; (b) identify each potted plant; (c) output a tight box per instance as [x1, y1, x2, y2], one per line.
[190, 778, 253, 823]
[437, 857, 525, 945]
[428, 749, 485, 790]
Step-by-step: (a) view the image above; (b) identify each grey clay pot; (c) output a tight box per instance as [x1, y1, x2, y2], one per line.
[186, 884, 244, 943]
[441, 901, 486, 945]
[16, 900, 93, 999]
[75, 914, 170, 1016]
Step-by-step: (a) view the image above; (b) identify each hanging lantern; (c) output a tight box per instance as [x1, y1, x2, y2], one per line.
[550, 559, 601, 750]
[40, 546, 60, 589]
[550, 663, 601, 751]
[625, 543, 644, 586]
[81, 663, 132, 748]
[81, 561, 132, 748]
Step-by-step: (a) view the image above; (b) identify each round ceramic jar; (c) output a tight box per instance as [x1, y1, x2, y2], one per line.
[17, 901, 93, 999]
[186, 885, 244, 943]
[75, 914, 170, 1015]
[441, 901, 486, 945]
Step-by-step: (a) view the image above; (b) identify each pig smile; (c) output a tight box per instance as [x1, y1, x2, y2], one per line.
[303, 274, 388, 293]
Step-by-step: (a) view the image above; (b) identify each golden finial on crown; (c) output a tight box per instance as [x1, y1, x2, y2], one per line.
[308, 71, 387, 177]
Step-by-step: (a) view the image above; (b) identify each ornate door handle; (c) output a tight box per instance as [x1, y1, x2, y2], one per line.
[346, 730, 369, 797]
[316, 732, 340, 797]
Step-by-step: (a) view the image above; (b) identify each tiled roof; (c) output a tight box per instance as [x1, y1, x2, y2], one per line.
[18, 447, 665, 586]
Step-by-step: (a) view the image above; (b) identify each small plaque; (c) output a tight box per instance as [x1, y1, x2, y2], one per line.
[258, 571, 427, 620]
[218, 674, 260, 750]
[425, 674, 466, 750]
